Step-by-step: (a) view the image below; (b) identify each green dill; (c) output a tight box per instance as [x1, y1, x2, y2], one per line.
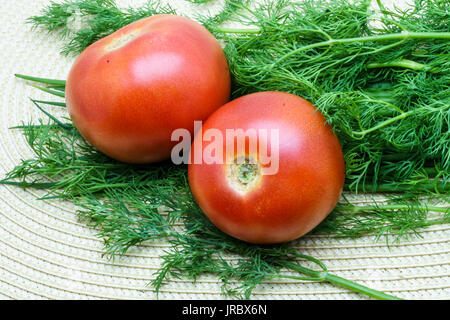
[2, 0, 449, 299]
[218, 0, 450, 193]
[28, 0, 176, 55]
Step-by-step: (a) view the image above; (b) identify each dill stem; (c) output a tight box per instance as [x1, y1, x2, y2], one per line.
[272, 31, 450, 67]
[0, 180, 59, 189]
[215, 27, 260, 34]
[345, 182, 450, 193]
[366, 59, 430, 71]
[10, 123, 72, 129]
[30, 84, 66, 98]
[31, 100, 66, 107]
[30, 99, 71, 130]
[282, 261, 402, 300]
[352, 110, 414, 136]
[324, 273, 402, 300]
[341, 204, 449, 214]
[15, 74, 66, 86]
[359, 98, 404, 114]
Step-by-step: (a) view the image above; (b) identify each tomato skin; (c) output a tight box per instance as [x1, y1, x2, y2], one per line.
[188, 92, 345, 244]
[66, 15, 230, 163]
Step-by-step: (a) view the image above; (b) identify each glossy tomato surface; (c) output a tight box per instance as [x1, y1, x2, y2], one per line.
[66, 15, 230, 163]
[188, 91, 345, 244]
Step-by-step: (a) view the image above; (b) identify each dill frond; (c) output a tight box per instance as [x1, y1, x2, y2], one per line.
[28, 0, 177, 55]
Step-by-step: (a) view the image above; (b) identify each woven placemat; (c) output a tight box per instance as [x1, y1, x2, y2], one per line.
[0, 0, 449, 300]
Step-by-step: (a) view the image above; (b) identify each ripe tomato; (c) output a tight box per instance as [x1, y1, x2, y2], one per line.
[66, 15, 230, 163]
[188, 91, 345, 244]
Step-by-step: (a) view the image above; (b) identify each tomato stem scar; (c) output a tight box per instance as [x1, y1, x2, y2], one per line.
[105, 30, 140, 51]
[227, 156, 262, 194]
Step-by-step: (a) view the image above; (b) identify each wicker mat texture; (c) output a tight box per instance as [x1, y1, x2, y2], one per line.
[0, 0, 448, 299]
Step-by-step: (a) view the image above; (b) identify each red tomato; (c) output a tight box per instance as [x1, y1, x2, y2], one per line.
[188, 92, 345, 244]
[66, 15, 230, 163]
